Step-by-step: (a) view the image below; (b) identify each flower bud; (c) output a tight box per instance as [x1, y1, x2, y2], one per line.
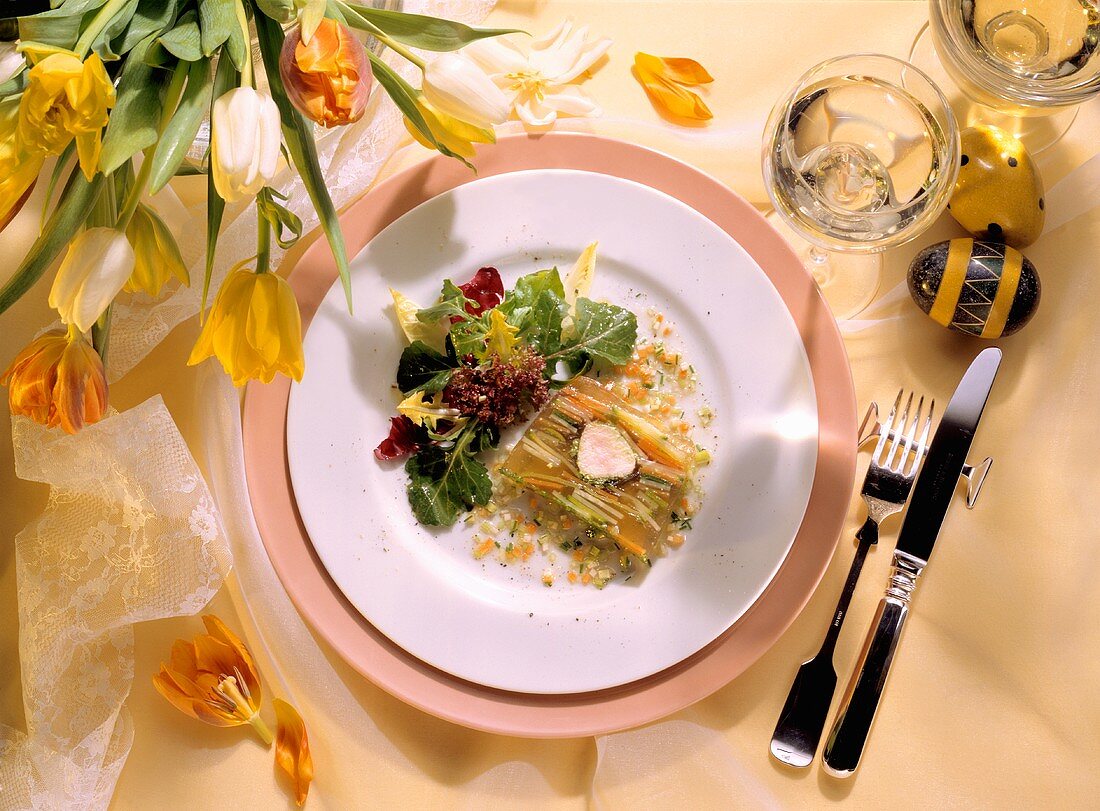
[279, 18, 372, 128]
[422, 53, 509, 129]
[210, 86, 282, 203]
[125, 203, 189, 297]
[48, 228, 135, 332]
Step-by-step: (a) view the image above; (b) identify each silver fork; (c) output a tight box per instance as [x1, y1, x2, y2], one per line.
[769, 390, 934, 768]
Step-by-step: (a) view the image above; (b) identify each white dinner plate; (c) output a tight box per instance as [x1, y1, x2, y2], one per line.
[286, 169, 818, 695]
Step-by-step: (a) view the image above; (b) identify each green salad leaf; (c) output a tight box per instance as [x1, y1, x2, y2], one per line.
[416, 279, 474, 324]
[396, 341, 456, 394]
[548, 298, 638, 367]
[405, 424, 493, 526]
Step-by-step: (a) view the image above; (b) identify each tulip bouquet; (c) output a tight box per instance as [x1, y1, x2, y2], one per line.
[0, 0, 521, 434]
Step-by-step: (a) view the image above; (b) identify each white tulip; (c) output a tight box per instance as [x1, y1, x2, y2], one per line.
[48, 228, 135, 332]
[422, 53, 510, 129]
[210, 87, 282, 203]
[0, 42, 25, 86]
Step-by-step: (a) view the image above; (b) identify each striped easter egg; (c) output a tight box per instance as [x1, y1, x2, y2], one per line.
[907, 238, 1040, 338]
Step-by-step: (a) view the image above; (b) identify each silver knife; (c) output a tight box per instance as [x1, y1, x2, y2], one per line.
[821, 347, 1002, 777]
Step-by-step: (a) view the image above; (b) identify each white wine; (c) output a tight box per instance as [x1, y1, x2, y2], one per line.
[767, 75, 950, 249]
[962, 0, 1100, 79]
[931, 0, 1100, 114]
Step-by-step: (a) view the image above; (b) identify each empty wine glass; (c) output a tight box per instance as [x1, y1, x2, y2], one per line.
[762, 54, 960, 319]
[911, 0, 1100, 152]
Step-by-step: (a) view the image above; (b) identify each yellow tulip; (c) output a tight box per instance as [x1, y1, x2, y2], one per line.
[188, 267, 305, 386]
[124, 203, 189, 297]
[18, 51, 115, 179]
[0, 96, 43, 232]
[405, 96, 496, 161]
[1, 328, 108, 434]
[274, 699, 314, 807]
[152, 615, 273, 744]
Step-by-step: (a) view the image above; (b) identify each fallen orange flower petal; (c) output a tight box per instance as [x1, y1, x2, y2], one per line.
[634, 52, 714, 86]
[633, 52, 714, 122]
[152, 615, 273, 744]
[274, 699, 314, 807]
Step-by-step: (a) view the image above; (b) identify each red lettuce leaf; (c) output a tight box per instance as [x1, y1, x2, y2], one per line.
[374, 416, 427, 461]
[458, 267, 504, 316]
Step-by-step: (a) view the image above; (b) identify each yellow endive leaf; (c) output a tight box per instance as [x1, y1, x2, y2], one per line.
[389, 287, 448, 347]
[274, 699, 313, 807]
[484, 308, 519, 362]
[397, 391, 464, 431]
[634, 52, 714, 86]
[564, 241, 598, 309]
[634, 65, 713, 121]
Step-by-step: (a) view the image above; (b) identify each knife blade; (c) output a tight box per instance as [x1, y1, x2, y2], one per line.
[894, 347, 1002, 565]
[822, 347, 1002, 777]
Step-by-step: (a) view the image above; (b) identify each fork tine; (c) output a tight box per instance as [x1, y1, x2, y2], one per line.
[907, 397, 935, 477]
[872, 389, 903, 465]
[900, 395, 923, 473]
[886, 391, 913, 471]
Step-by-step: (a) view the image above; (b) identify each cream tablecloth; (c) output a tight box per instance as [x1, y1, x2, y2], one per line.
[2, 0, 1098, 807]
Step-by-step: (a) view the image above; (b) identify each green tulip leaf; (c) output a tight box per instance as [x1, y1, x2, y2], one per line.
[148, 56, 211, 194]
[157, 15, 203, 62]
[99, 32, 170, 174]
[18, 0, 110, 52]
[198, 0, 245, 69]
[255, 12, 353, 311]
[202, 52, 238, 316]
[39, 141, 78, 228]
[0, 169, 104, 318]
[342, 4, 523, 51]
[115, 0, 182, 55]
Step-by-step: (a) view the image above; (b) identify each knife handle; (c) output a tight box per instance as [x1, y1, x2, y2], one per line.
[821, 553, 925, 777]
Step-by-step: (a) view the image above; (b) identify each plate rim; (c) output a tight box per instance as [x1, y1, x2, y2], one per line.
[242, 132, 857, 737]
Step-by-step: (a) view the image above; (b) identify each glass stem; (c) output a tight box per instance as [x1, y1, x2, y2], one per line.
[807, 246, 833, 287]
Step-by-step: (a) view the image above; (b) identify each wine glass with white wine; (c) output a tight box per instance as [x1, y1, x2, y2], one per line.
[762, 54, 960, 319]
[912, 0, 1100, 152]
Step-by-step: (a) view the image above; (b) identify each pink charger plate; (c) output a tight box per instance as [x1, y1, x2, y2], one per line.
[242, 132, 857, 738]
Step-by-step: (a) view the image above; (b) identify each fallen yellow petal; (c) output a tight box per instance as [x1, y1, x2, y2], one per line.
[634, 65, 713, 121]
[274, 699, 314, 807]
[634, 52, 714, 86]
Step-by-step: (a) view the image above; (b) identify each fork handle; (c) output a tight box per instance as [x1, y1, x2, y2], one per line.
[819, 517, 878, 657]
[822, 553, 924, 777]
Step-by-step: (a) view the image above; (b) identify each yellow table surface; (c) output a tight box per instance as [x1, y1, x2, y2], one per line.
[2, 1, 1098, 807]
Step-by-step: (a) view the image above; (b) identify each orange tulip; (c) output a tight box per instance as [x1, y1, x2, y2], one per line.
[633, 52, 714, 121]
[274, 699, 314, 806]
[152, 615, 273, 744]
[279, 18, 372, 127]
[2, 327, 107, 434]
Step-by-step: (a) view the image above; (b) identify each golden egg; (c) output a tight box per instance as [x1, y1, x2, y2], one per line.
[947, 125, 1045, 248]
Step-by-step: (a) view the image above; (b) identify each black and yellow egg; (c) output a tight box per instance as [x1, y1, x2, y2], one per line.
[908, 239, 1040, 338]
[947, 126, 1045, 248]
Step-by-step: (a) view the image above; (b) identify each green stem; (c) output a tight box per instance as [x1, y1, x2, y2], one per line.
[338, 1, 426, 69]
[235, 0, 254, 88]
[256, 205, 271, 274]
[74, 0, 132, 58]
[114, 61, 189, 232]
[91, 304, 112, 366]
